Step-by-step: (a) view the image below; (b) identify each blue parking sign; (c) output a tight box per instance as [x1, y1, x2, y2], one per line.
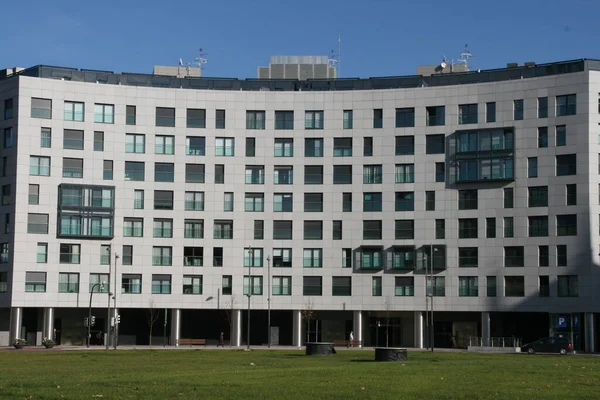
[557, 316, 567, 328]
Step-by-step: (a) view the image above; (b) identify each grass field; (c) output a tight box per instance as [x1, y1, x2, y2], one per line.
[0, 349, 599, 399]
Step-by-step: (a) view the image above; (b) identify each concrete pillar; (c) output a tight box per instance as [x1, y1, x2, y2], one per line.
[232, 309, 242, 347]
[42, 307, 54, 341]
[353, 310, 363, 348]
[292, 310, 302, 347]
[481, 311, 491, 347]
[414, 311, 424, 349]
[10, 307, 22, 342]
[585, 313, 595, 353]
[170, 308, 180, 346]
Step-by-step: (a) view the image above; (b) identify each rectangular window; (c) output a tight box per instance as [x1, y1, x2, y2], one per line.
[458, 190, 477, 210]
[223, 192, 234, 212]
[504, 217, 514, 238]
[246, 166, 265, 184]
[360, 248, 383, 269]
[63, 129, 84, 150]
[371, 277, 382, 297]
[3, 127, 13, 148]
[156, 107, 175, 127]
[486, 217, 496, 238]
[64, 101, 84, 121]
[244, 193, 264, 212]
[0, 243, 8, 263]
[333, 138, 352, 157]
[184, 219, 204, 239]
[458, 247, 478, 268]
[183, 247, 204, 267]
[558, 275, 578, 297]
[123, 218, 143, 237]
[90, 273, 109, 293]
[273, 248, 292, 268]
[303, 248, 322, 268]
[566, 184, 576, 206]
[503, 188, 514, 208]
[36, 243, 48, 263]
[154, 190, 173, 210]
[31, 98, 52, 119]
[1, 185, 8, 206]
[556, 94, 576, 116]
[186, 108, 206, 128]
[426, 134, 445, 154]
[93, 131, 104, 151]
[539, 276, 549, 297]
[363, 220, 382, 240]
[556, 154, 576, 176]
[134, 190, 144, 209]
[505, 276, 525, 297]
[274, 138, 293, 157]
[126, 105, 136, 125]
[395, 108, 414, 127]
[216, 109, 226, 129]
[395, 277, 414, 296]
[122, 274, 141, 294]
[363, 165, 382, 184]
[486, 276, 496, 297]
[395, 220, 414, 240]
[343, 110, 353, 129]
[28, 213, 49, 234]
[426, 277, 445, 297]
[557, 245, 567, 266]
[332, 277, 352, 296]
[186, 136, 205, 156]
[272, 276, 292, 296]
[213, 220, 233, 239]
[332, 220, 342, 240]
[274, 166, 293, 185]
[333, 165, 352, 184]
[303, 276, 322, 296]
[273, 193, 293, 212]
[305, 110, 324, 129]
[182, 276, 203, 295]
[185, 164, 205, 183]
[221, 275, 232, 295]
[29, 184, 39, 205]
[395, 164, 414, 183]
[513, 99, 524, 120]
[373, 108, 383, 128]
[151, 275, 172, 294]
[246, 110, 266, 129]
[243, 248, 264, 267]
[125, 161, 145, 181]
[505, 246, 524, 267]
[304, 193, 323, 212]
[538, 97, 548, 118]
[458, 218, 478, 239]
[275, 111, 294, 130]
[62, 157, 83, 178]
[459, 103, 478, 124]
[152, 246, 172, 266]
[363, 137, 373, 156]
[459, 277, 478, 297]
[122, 245, 133, 265]
[395, 136, 414, 155]
[435, 162, 445, 182]
[390, 246, 415, 270]
[40, 128, 52, 148]
[25, 272, 46, 292]
[426, 105, 445, 126]
[556, 214, 577, 236]
[343, 193, 352, 212]
[539, 245, 549, 267]
[243, 276, 263, 295]
[3, 98, 12, 120]
[305, 138, 324, 157]
[528, 186, 548, 207]
[395, 192, 414, 211]
[556, 125, 566, 146]
[538, 127, 548, 148]
[486, 102, 496, 123]
[59, 244, 81, 264]
[435, 219, 445, 239]
[254, 220, 264, 240]
[273, 220, 292, 240]
[155, 135, 175, 155]
[216, 137, 235, 156]
[363, 192, 382, 212]
[528, 157, 538, 178]
[125, 133, 145, 153]
[304, 165, 323, 185]
[94, 103, 114, 124]
[529, 216, 548, 237]
[304, 221, 323, 240]
[153, 219, 173, 238]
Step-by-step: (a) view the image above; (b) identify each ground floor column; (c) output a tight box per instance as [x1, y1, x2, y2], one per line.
[414, 311, 424, 349]
[170, 308, 181, 346]
[42, 307, 54, 341]
[231, 309, 242, 347]
[481, 311, 491, 347]
[292, 310, 302, 347]
[353, 311, 363, 348]
[585, 313, 595, 353]
[10, 307, 22, 342]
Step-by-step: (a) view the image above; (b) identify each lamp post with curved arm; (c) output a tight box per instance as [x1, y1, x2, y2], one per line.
[88, 282, 104, 348]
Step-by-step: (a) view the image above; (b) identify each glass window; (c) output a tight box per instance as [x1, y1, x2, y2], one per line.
[152, 246, 172, 266]
[556, 94, 576, 116]
[395, 108, 414, 127]
[151, 274, 171, 294]
[538, 127, 548, 148]
[40, 127, 51, 148]
[426, 135, 445, 154]
[274, 166, 293, 185]
[343, 193, 352, 212]
[504, 246, 524, 267]
[425, 191, 435, 211]
[29, 184, 39, 205]
[185, 164, 205, 183]
[529, 216, 548, 237]
[215, 164, 225, 184]
[155, 163, 174, 182]
[94, 131, 104, 151]
[213, 220, 233, 239]
[216, 109, 226, 129]
[304, 193, 323, 212]
[395, 277, 414, 296]
[126, 134, 145, 153]
[557, 275, 578, 297]
[459, 277, 478, 297]
[538, 97, 548, 118]
[504, 188, 514, 208]
[246, 166, 265, 184]
[426, 106, 445, 126]
[125, 161, 145, 181]
[363, 137, 373, 156]
[303, 221, 323, 240]
[186, 108, 206, 128]
[505, 276, 524, 297]
[246, 111, 265, 129]
[215, 137, 235, 156]
[155, 135, 175, 155]
[556, 154, 576, 176]
[395, 136, 414, 155]
[333, 138, 352, 157]
[458, 190, 477, 210]
[458, 218, 477, 239]
[305, 111, 324, 129]
[184, 191, 204, 211]
[343, 110, 353, 129]
[274, 138, 293, 157]
[304, 166, 323, 185]
[363, 192, 382, 212]
[156, 107, 175, 127]
[134, 190, 144, 209]
[94, 104, 114, 124]
[528, 157, 538, 178]
[25, 272, 46, 292]
[303, 248, 322, 267]
[275, 111, 294, 130]
[305, 138, 324, 157]
[373, 109, 383, 128]
[63, 129, 84, 150]
[62, 157, 83, 178]
[154, 190, 173, 210]
[504, 217, 514, 238]
[273, 220, 292, 239]
[556, 214, 577, 236]
[513, 99, 524, 120]
[363, 165, 382, 184]
[126, 105, 136, 125]
[31, 98, 52, 119]
[184, 219, 204, 239]
[64, 101, 84, 121]
[528, 186, 548, 207]
[363, 220, 382, 240]
[395, 192, 414, 211]
[459, 103, 478, 124]
[122, 274, 142, 293]
[395, 164, 414, 183]
[395, 220, 414, 239]
[486, 217, 496, 238]
[332, 277, 352, 296]
[556, 125, 566, 146]
[223, 192, 234, 212]
[186, 136, 205, 155]
[29, 156, 50, 176]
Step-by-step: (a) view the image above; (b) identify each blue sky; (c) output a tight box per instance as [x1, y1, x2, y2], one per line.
[2, 0, 599, 78]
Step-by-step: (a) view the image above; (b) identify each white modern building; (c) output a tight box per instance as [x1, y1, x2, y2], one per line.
[0, 59, 599, 350]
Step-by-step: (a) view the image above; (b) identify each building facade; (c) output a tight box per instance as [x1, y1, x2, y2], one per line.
[0, 60, 599, 350]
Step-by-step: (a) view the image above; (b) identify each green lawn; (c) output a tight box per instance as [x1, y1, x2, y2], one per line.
[0, 349, 598, 399]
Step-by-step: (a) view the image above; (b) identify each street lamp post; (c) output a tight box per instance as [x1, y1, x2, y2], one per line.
[267, 255, 271, 348]
[88, 282, 104, 348]
[424, 245, 435, 353]
[106, 246, 112, 350]
[246, 246, 253, 350]
[113, 252, 120, 350]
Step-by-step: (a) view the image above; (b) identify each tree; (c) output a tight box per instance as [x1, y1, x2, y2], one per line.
[221, 295, 238, 347]
[300, 299, 315, 343]
[147, 299, 160, 347]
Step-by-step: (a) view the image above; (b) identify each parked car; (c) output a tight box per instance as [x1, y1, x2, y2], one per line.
[521, 337, 572, 355]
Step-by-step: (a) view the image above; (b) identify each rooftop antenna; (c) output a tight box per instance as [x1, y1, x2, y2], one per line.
[456, 44, 473, 71]
[328, 34, 341, 78]
[195, 48, 208, 72]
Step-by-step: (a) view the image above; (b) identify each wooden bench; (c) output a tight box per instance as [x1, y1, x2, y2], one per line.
[332, 339, 362, 347]
[178, 339, 207, 347]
